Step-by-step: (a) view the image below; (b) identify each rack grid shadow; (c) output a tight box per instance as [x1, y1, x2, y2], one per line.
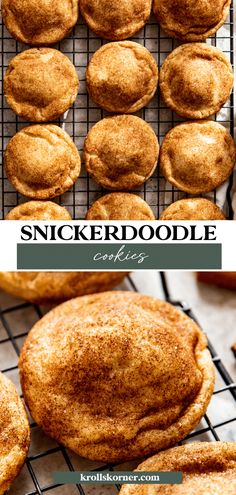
[0, 7, 235, 220]
[0, 272, 235, 494]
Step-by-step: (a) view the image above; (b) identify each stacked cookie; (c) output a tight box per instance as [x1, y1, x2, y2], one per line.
[2, 0, 235, 220]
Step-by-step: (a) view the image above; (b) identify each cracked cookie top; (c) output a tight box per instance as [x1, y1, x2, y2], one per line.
[84, 115, 159, 190]
[86, 41, 158, 113]
[2, 0, 78, 45]
[4, 48, 79, 121]
[5, 124, 81, 199]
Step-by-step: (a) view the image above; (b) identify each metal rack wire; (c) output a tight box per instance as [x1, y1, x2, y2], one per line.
[0, 272, 235, 494]
[0, 6, 235, 220]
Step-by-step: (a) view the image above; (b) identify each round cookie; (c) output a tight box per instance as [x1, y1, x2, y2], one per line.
[153, 0, 231, 41]
[80, 0, 152, 40]
[6, 202, 72, 220]
[119, 443, 236, 495]
[4, 125, 81, 199]
[160, 43, 233, 119]
[84, 115, 159, 190]
[86, 41, 158, 113]
[86, 193, 155, 220]
[4, 48, 79, 122]
[0, 372, 30, 495]
[2, 0, 79, 46]
[19, 291, 214, 462]
[160, 121, 235, 194]
[160, 198, 225, 220]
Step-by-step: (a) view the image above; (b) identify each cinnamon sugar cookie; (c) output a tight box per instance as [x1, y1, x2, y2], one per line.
[5, 125, 81, 199]
[153, 0, 231, 41]
[86, 41, 158, 113]
[6, 201, 72, 220]
[160, 43, 233, 119]
[84, 115, 159, 190]
[160, 198, 225, 220]
[0, 372, 30, 495]
[80, 0, 151, 40]
[119, 443, 236, 495]
[2, 0, 78, 45]
[4, 48, 79, 121]
[160, 121, 235, 194]
[86, 193, 155, 220]
[19, 291, 214, 462]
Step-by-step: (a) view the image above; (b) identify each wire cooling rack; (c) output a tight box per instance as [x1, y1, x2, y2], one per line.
[0, 272, 235, 495]
[0, 6, 235, 220]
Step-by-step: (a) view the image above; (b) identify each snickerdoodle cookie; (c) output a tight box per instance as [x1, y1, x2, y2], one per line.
[2, 0, 78, 45]
[4, 48, 79, 121]
[119, 443, 236, 495]
[160, 121, 235, 194]
[160, 43, 233, 119]
[80, 0, 152, 40]
[6, 201, 72, 220]
[0, 372, 30, 495]
[4, 125, 81, 199]
[86, 193, 155, 220]
[153, 0, 231, 41]
[19, 291, 214, 462]
[86, 41, 158, 113]
[160, 198, 225, 220]
[0, 272, 127, 304]
[84, 115, 159, 190]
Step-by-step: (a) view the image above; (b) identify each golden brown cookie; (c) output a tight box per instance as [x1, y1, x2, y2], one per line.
[153, 0, 231, 41]
[160, 43, 233, 119]
[84, 115, 159, 189]
[19, 291, 214, 462]
[6, 201, 72, 220]
[119, 443, 236, 495]
[86, 193, 155, 220]
[2, 0, 78, 46]
[197, 272, 236, 290]
[0, 372, 30, 495]
[160, 121, 235, 194]
[0, 272, 127, 304]
[86, 41, 158, 113]
[4, 48, 79, 121]
[4, 125, 81, 199]
[160, 198, 225, 220]
[80, 0, 151, 40]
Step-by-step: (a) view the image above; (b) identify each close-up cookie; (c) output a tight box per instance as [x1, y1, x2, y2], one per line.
[0, 273, 127, 305]
[4, 48, 79, 121]
[80, 0, 152, 40]
[160, 43, 233, 119]
[153, 0, 231, 41]
[19, 291, 214, 462]
[119, 442, 236, 495]
[160, 121, 235, 194]
[4, 125, 81, 199]
[0, 372, 30, 495]
[160, 198, 225, 220]
[84, 115, 159, 190]
[6, 201, 72, 220]
[86, 193, 155, 220]
[2, 0, 79, 45]
[197, 272, 236, 290]
[86, 41, 158, 113]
